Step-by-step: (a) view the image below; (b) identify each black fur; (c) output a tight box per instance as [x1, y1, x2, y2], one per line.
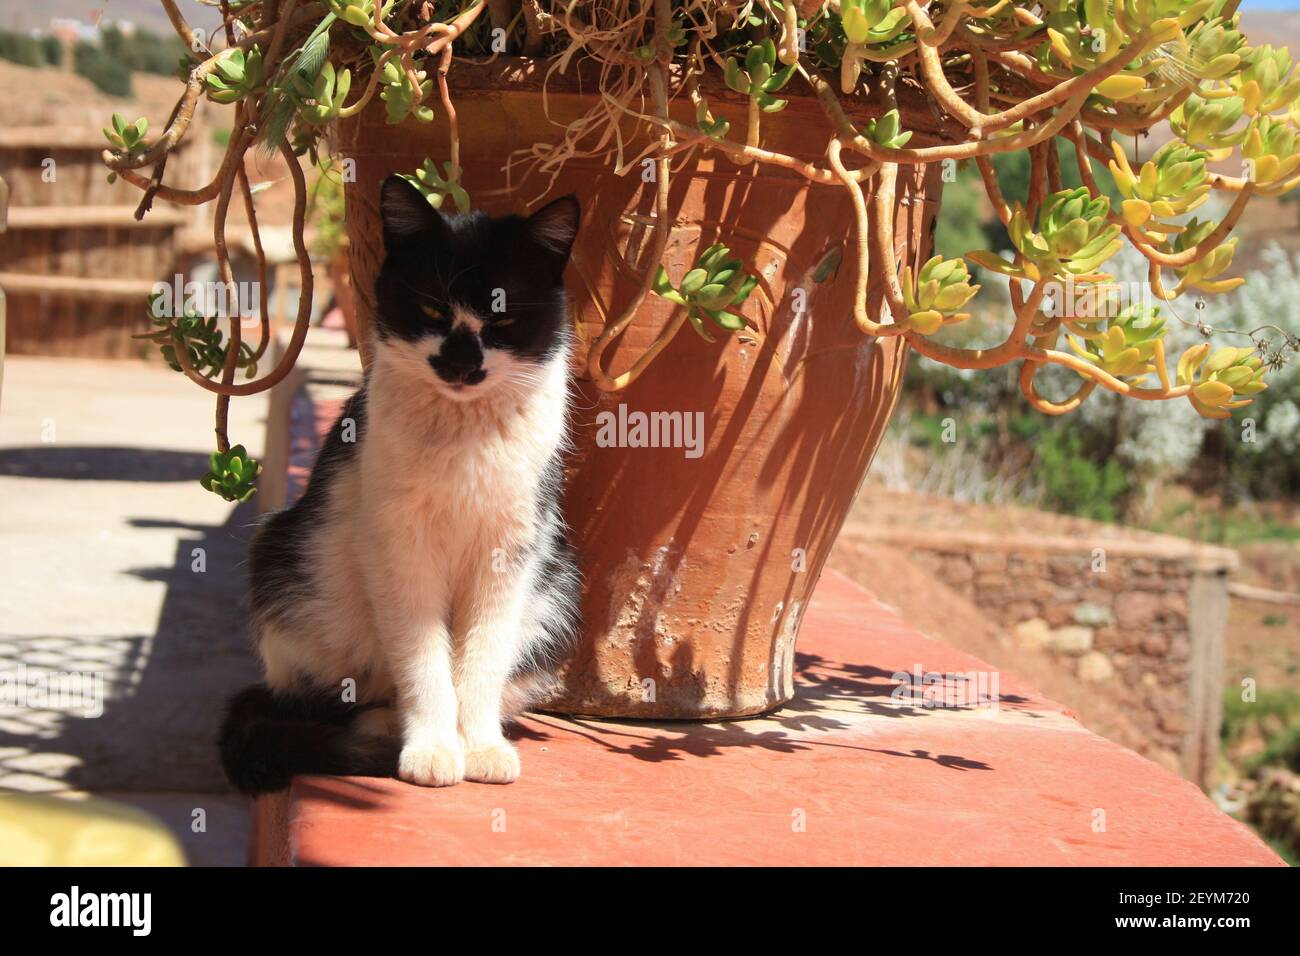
[375, 176, 580, 368]
[219, 685, 398, 795]
[222, 394, 383, 795]
[248, 388, 368, 631]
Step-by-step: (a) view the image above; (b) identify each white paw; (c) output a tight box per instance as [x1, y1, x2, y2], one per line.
[398, 741, 464, 787]
[463, 741, 521, 784]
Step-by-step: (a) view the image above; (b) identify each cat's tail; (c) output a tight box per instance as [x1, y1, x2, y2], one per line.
[502, 669, 563, 720]
[218, 684, 400, 796]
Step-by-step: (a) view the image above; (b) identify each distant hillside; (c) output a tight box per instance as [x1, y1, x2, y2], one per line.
[0, 1, 223, 36]
[1240, 9, 1300, 49]
[0, 55, 196, 127]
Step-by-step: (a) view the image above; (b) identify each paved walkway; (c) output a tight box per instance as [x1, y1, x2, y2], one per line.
[0, 356, 269, 865]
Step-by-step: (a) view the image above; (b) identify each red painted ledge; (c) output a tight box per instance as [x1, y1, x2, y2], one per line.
[249, 382, 1282, 867]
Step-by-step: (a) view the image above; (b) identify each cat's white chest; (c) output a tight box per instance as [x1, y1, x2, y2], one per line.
[358, 358, 567, 576]
[409, 438, 533, 535]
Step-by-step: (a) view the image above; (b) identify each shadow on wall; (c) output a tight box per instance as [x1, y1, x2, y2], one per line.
[0, 445, 261, 794]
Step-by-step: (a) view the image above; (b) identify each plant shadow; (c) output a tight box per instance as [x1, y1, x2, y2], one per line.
[528, 650, 1042, 771]
[0, 452, 261, 795]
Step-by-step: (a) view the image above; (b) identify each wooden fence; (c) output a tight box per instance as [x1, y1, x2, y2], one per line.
[0, 127, 192, 359]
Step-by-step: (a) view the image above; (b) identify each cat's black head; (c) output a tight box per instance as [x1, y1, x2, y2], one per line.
[373, 175, 580, 401]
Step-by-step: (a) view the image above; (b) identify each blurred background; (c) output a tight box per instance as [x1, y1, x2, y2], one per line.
[0, 1, 1295, 864]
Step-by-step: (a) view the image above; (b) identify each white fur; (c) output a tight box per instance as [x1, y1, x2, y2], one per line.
[256, 330, 573, 787]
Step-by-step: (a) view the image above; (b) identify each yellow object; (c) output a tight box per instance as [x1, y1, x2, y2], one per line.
[0, 794, 186, 866]
[1095, 74, 1147, 100]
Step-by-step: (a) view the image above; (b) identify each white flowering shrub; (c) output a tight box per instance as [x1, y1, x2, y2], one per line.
[1201, 244, 1300, 497]
[896, 241, 1300, 516]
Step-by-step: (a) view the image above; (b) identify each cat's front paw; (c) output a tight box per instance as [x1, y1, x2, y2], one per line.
[398, 741, 464, 787]
[463, 742, 521, 784]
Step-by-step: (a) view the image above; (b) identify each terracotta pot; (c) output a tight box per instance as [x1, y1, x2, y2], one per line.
[339, 60, 943, 718]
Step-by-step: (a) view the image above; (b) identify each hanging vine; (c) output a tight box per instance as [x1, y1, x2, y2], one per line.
[102, 0, 1300, 499]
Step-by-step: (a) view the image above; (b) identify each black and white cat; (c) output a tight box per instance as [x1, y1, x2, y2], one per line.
[219, 176, 582, 794]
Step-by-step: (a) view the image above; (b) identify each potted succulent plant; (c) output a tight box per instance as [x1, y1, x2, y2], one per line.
[104, 0, 1299, 718]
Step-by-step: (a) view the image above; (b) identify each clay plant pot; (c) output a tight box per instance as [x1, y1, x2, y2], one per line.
[338, 59, 944, 718]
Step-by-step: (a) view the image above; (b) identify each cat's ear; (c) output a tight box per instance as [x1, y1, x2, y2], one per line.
[523, 194, 580, 269]
[380, 175, 442, 247]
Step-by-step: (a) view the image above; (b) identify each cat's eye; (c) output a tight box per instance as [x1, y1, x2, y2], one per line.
[494, 317, 517, 328]
[420, 304, 444, 320]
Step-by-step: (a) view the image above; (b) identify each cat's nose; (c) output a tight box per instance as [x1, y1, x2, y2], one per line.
[428, 330, 486, 386]
[429, 354, 486, 385]
[431, 361, 486, 386]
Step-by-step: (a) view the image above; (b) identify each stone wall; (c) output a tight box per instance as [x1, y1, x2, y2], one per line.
[846, 527, 1236, 788]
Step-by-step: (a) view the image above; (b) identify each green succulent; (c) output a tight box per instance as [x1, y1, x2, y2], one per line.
[899, 256, 980, 334]
[1109, 141, 1210, 227]
[635, 14, 688, 57]
[1069, 304, 1167, 379]
[695, 98, 730, 140]
[201, 445, 261, 503]
[295, 60, 352, 124]
[1120, 0, 1217, 31]
[102, 114, 148, 153]
[205, 47, 265, 105]
[1044, 0, 1202, 78]
[1242, 114, 1300, 190]
[968, 187, 1122, 280]
[839, 0, 910, 46]
[863, 108, 912, 149]
[1182, 15, 1247, 79]
[375, 48, 433, 124]
[399, 157, 471, 214]
[652, 243, 759, 341]
[724, 38, 796, 113]
[1232, 44, 1300, 115]
[1044, 3, 1128, 75]
[135, 294, 259, 380]
[1169, 93, 1248, 154]
[1176, 342, 1268, 418]
[1169, 217, 1243, 293]
[1021, 187, 1122, 276]
[326, 0, 384, 28]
